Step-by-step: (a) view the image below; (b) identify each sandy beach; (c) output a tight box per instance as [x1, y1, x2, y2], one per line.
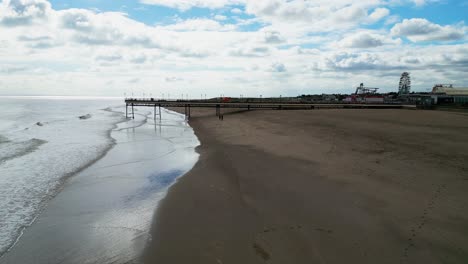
[144, 108, 468, 264]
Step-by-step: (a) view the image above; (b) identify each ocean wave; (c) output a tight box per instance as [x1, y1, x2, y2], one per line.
[0, 138, 47, 164]
[0, 101, 124, 257]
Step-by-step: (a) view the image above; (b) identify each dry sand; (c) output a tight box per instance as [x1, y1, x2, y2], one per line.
[143, 108, 468, 264]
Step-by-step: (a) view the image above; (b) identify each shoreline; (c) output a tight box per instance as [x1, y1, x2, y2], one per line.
[0, 107, 199, 264]
[144, 108, 468, 264]
[1, 108, 125, 258]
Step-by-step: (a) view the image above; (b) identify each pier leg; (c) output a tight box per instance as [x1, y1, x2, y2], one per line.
[126, 103, 128, 118]
[188, 105, 191, 119]
[154, 105, 156, 120]
[159, 105, 162, 120]
[132, 103, 135, 119]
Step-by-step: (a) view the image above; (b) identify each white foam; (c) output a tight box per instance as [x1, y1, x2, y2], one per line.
[0, 98, 123, 255]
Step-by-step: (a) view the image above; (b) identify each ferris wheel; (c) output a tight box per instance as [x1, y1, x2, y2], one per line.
[398, 72, 411, 95]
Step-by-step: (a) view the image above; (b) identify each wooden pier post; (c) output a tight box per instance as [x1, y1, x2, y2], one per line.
[132, 103, 135, 119]
[159, 104, 162, 120]
[126, 103, 128, 118]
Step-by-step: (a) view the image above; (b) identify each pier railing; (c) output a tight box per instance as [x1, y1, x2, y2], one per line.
[124, 98, 415, 119]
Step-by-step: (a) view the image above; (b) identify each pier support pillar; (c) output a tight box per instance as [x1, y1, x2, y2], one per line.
[153, 105, 162, 121]
[159, 104, 162, 120]
[126, 103, 128, 118]
[132, 103, 135, 119]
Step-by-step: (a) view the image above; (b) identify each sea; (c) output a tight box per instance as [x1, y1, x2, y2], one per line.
[0, 96, 199, 263]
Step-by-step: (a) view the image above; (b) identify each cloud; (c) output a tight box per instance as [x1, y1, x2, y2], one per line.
[339, 33, 384, 48]
[17, 34, 58, 49]
[214, 15, 227, 21]
[0, 0, 51, 26]
[231, 8, 243, 14]
[413, 0, 426, 6]
[165, 76, 184, 82]
[229, 46, 270, 57]
[95, 54, 123, 61]
[139, 0, 241, 11]
[0, 0, 467, 96]
[243, 0, 381, 29]
[270, 62, 286, 72]
[368, 8, 389, 23]
[129, 54, 148, 64]
[59, 9, 160, 47]
[160, 18, 235, 31]
[17, 35, 51, 42]
[0, 64, 28, 73]
[263, 31, 284, 44]
[338, 32, 400, 48]
[391, 18, 465, 42]
[322, 52, 402, 72]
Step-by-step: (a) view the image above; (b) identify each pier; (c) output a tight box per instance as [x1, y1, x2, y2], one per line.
[124, 98, 415, 119]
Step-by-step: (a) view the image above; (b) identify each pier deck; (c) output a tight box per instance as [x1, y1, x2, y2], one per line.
[124, 98, 415, 119]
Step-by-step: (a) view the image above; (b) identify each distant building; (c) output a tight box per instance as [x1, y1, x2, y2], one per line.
[343, 83, 384, 103]
[431, 84, 468, 104]
[322, 94, 338, 102]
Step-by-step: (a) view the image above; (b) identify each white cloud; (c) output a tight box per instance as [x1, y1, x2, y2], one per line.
[263, 31, 284, 44]
[214, 15, 227, 21]
[337, 32, 401, 48]
[139, 0, 242, 11]
[391, 18, 465, 42]
[229, 46, 270, 57]
[413, 0, 426, 6]
[95, 53, 123, 62]
[368, 8, 389, 23]
[0, 0, 52, 26]
[231, 8, 243, 14]
[160, 18, 235, 31]
[0, 0, 466, 96]
[270, 62, 286, 72]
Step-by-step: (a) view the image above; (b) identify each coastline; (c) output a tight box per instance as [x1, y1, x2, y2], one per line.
[0, 99, 124, 257]
[0, 107, 199, 264]
[144, 108, 468, 264]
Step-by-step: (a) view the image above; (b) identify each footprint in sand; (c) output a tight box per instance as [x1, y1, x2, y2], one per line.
[253, 225, 333, 262]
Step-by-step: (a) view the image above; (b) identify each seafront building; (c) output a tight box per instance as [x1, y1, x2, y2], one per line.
[430, 84, 468, 104]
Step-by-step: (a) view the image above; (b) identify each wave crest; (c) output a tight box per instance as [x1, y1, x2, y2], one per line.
[0, 138, 47, 164]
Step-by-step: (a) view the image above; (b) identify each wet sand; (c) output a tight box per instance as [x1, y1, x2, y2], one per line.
[144, 108, 468, 264]
[0, 109, 198, 264]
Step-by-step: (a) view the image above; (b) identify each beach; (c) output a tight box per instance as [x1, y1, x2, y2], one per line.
[144, 108, 468, 264]
[0, 99, 199, 264]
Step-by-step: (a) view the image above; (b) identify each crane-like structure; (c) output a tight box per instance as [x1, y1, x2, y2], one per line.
[355, 83, 379, 95]
[398, 72, 411, 95]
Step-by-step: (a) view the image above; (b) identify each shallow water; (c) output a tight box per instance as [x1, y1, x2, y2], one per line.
[0, 98, 199, 263]
[0, 97, 123, 255]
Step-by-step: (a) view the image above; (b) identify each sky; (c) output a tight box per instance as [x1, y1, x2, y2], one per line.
[0, 0, 467, 97]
